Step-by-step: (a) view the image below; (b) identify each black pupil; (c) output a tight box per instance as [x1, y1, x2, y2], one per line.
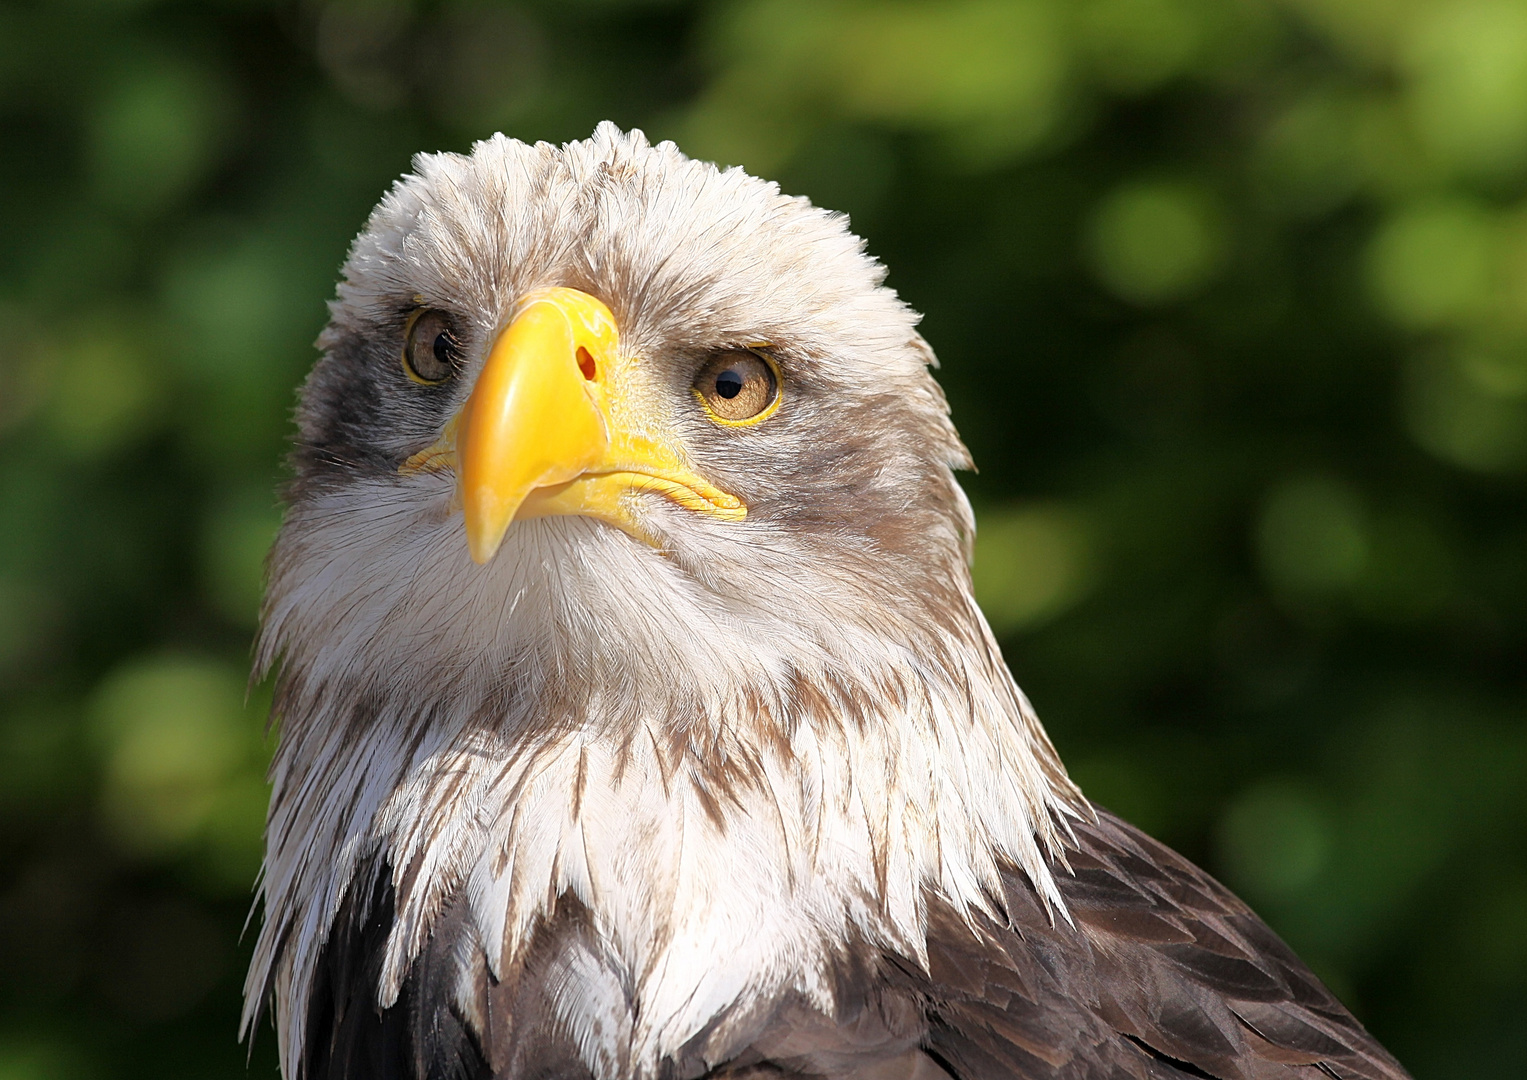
[432, 332, 455, 368]
[715, 368, 744, 399]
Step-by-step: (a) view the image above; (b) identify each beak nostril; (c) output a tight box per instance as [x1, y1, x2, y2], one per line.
[577, 347, 597, 382]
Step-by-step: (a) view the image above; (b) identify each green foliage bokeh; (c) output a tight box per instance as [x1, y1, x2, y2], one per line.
[2, 1, 1526, 1076]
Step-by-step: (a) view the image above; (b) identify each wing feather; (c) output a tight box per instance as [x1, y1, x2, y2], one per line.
[908, 809, 1410, 1080]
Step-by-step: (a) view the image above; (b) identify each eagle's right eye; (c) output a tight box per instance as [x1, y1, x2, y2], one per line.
[403, 309, 462, 384]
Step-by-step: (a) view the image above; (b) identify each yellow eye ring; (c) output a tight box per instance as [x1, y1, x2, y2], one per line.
[692, 347, 783, 427]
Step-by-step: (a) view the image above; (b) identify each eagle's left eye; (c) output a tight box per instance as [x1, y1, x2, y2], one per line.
[403, 309, 463, 384]
[694, 349, 781, 424]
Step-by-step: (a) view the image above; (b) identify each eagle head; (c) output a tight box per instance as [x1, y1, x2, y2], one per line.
[263, 123, 998, 720]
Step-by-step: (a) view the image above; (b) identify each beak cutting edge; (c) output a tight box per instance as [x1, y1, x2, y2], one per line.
[400, 287, 745, 564]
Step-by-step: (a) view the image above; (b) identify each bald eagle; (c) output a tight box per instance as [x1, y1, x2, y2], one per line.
[243, 125, 1408, 1080]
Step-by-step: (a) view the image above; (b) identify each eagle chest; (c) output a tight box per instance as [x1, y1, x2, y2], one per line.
[308, 737, 915, 1080]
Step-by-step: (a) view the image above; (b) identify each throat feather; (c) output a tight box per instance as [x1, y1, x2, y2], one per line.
[246, 633, 1079, 1080]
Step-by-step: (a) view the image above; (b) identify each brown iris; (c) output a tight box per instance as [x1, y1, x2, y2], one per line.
[693, 349, 780, 424]
[403, 309, 463, 384]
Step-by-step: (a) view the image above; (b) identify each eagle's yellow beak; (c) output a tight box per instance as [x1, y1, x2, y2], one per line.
[402, 287, 744, 564]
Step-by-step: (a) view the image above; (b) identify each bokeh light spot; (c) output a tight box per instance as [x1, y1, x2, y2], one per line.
[87, 61, 230, 214]
[1216, 779, 1332, 903]
[44, 322, 160, 459]
[836, 0, 1069, 163]
[1086, 180, 1226, 304]
[88, 656, 265, 861]
[973, 503, 1096, 634]
[1256, 475, 1369, 597]
[1368, 198, 1495, 330]
[1076, 0, 1208, 94]
[1404, 349, 1527, 473]
[1253, 89, 1367, 216]
[1402, 0, 1527, 178]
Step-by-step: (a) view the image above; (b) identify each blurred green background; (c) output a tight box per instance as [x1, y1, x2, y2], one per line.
[2, 0, 1525, 1076]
